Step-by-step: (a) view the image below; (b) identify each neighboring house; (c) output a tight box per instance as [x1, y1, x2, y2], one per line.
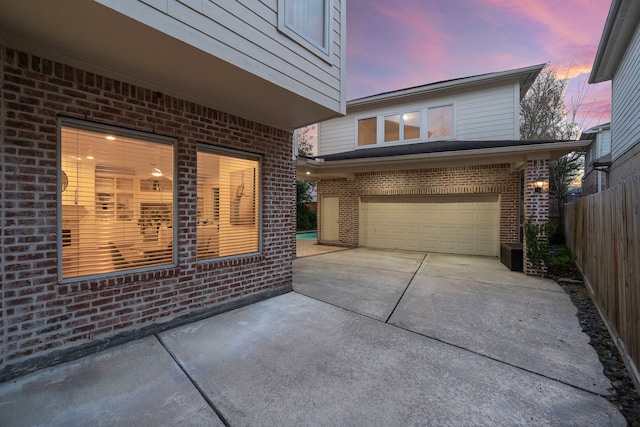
[581, 122, 611, 194]
[297, 65, 587, 275]
[589, 0, 640, 186]
[0, 0, 345, 378]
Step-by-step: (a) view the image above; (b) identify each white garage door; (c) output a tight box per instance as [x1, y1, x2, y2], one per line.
[360, 195, 500, 256]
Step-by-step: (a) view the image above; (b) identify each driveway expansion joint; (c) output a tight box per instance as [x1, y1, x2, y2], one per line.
[387, 322, 615, 399]
[155, 334, 230, 426]
[385, 252, 428, 323]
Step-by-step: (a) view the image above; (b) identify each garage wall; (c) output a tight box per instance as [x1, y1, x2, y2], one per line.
[317, 164, 520, 248]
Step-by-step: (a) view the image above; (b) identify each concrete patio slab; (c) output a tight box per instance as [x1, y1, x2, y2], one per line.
[296, 239, 348, 258]
[388, 273, 612, 396]
[302, 247, 426, 273]
[417, 253, 561, 291]
[160, 292, 624, 426]
[294, 257, 413, 320]
[0, 336, 223, 427]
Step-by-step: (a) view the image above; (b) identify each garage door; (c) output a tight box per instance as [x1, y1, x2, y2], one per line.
[360, 195, 500, 256]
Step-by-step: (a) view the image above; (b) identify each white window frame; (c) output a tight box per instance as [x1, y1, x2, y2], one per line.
[57, 118, 178, 283]
[278, 0, 331, 62]
[425, 103, 455, 141]
[383, 110, 422, 143]
[196, 144, 263, 262]
[355, 103, 456, 149]
[356, 116, 379, 147]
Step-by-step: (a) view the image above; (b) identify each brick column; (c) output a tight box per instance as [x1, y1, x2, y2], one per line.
[523, 159, 550, 275]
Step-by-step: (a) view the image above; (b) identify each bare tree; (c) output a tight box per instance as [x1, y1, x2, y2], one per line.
[296, 125, 315, 156]
[520, 67, 581, 140]
[520, 66, 585, 232]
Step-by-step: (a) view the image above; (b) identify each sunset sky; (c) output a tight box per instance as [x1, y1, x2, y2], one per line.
[345, 0, 612, 132]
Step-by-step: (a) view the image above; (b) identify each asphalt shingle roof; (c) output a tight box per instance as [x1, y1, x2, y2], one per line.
[308, 139, 566, 162]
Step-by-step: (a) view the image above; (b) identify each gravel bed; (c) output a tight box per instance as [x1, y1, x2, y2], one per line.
[549, 263, 640, 426]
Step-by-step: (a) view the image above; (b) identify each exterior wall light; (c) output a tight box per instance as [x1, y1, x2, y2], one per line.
[534, 176, 545, 193]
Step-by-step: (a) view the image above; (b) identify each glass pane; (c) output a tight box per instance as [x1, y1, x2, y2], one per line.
[60, 126, 174, 279]
[403, 111, 420, 140]
[285, 0, 326, 48]
[358, 118, 377, 146]
[197, 150, 260, 260]
[384, 114, 400, 142]
[428, 105, 454, 138]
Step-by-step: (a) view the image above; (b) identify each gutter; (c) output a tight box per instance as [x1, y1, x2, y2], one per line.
[301, 140, 590, 168]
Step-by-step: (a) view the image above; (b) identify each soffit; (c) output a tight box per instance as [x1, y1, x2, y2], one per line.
[0, 0, 338, 130]
[590, 0, 640, 83]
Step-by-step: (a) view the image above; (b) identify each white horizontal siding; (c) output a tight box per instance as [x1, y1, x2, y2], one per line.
[318, 117, 354, 155]
[611, 23, 640, 161]
[317, 82, 518, 155]
[104, 0, 344, 111]
[456, 84, 516, 140]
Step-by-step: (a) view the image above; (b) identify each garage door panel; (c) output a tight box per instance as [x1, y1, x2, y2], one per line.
[360, 196, 499, 256]
[477, 227, 495, 239]
[459, 227, 475, 238]
[458, 241, 475, 251]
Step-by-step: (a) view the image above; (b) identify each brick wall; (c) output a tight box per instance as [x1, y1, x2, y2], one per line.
[0, 45, 295, 377]
[317, 164, 520, 247]
[582, 168, 608, 195]
[523, 159, 550, 275]
[610, 141, 640, 187]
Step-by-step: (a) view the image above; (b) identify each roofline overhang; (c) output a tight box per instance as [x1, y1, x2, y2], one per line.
[346, 64, 545, 112]
[589, 0, 640, 83]
[297, 140, 589, 181]
[0, 0, 343, 130]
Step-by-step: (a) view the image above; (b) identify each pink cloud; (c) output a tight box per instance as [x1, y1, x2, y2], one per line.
[346, 0, 612, 129]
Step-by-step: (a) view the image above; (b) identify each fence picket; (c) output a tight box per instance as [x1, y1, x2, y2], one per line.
[565, 175, 640, 377]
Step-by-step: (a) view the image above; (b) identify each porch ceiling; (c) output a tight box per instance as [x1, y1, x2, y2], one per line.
[0, 0, 336, 130]
[297, 140, 589, 181]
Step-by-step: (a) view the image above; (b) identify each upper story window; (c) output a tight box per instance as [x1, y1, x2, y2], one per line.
[384, 111, 420, 143]
[427, 105, 453, 138]
[358, 117, 377, 146]
[279, 0, 330, 58]
[59, 119, 176, 282]
[357, 104, 454, 148]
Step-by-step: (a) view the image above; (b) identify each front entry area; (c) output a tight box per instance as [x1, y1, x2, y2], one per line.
[359, 194, 500, 256]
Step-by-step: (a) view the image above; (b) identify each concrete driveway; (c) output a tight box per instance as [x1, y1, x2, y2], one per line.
[0, 249, 624, 426]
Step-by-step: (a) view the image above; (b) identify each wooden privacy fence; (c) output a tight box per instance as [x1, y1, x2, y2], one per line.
[565, 175, 640, 378]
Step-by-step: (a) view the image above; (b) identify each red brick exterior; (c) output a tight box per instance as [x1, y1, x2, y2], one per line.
[317, 164, 521, 247]
[582, 168, 608, 195]
[523, 159, 550, 275]
[610, 141, 640, 187]
[0, 45, 296, 375]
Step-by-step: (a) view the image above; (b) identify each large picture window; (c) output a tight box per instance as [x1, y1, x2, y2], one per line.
[59, 120, 175, 281]
[197, 146, 261, 260]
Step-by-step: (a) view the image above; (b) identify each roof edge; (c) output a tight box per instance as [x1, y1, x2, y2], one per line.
[347, 64, 545, 110]
[590, 0, 640, 83]
[304, 140, 589, 168]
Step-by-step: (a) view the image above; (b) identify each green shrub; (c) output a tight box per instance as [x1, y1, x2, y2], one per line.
[296, 203, 316, 231]
[524, 218, 556, 274]
[551, 246, 572, 267]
